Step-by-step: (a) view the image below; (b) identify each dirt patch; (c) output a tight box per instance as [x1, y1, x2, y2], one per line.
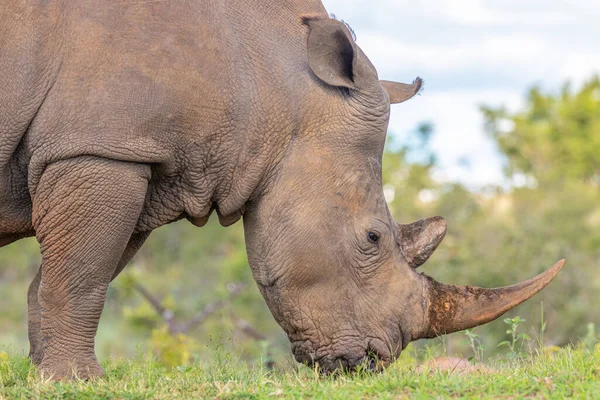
[416, 357, 494, 375]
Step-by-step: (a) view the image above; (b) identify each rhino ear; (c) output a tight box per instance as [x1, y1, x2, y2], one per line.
[303, 17, 362, 89]
[381, 78, 423, 104]
[397, 216, 447, 268]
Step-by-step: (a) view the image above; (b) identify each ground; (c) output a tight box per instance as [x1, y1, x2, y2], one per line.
[1, 345, 598, 399]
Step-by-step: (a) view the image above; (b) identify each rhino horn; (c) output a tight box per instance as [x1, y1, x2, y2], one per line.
[414, 259, 565, 339]
[398, 216, 447, 269]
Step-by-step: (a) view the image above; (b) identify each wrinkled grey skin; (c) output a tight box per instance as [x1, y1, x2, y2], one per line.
[0, 1, 563, 380]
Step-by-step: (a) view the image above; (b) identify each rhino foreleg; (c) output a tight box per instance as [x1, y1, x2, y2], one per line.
[27, 266, 43, 365]
[32, 156, 149, 380]
[110, 232, 151, 282]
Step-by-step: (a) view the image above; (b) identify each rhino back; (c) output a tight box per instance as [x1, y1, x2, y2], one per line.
[1, 0, 328, 232]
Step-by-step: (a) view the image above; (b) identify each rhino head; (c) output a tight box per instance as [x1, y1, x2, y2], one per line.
[242, 17, 563, 373]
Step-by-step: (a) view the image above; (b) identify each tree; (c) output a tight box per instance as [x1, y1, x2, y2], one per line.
[482, 76, 600, 186]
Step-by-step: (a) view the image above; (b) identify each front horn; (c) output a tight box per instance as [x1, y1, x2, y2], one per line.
[414, 259, 565, 339]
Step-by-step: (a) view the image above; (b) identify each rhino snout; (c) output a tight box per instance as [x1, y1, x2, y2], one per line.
[291, 338, 393, 374]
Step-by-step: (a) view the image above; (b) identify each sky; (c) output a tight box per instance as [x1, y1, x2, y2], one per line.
[321, 0, 600, 189]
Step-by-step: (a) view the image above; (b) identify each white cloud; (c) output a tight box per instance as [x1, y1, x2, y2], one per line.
[388, 89, 523, 188]
[323, 0, 600, 28]
[422, 0, 576, 26]
[357, 32, 551, 83]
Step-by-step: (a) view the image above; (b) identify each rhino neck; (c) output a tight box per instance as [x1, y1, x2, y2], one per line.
[201, 1, 333, 226]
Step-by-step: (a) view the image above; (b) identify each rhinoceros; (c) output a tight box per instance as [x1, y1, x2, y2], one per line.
[0, 0, 563, 379]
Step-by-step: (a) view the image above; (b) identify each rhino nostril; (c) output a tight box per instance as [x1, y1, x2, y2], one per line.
[362, 347, 386, 373]
[367, 355, 377, 372]
[337, 357, 351, 372]
[359, 352, 379, 372]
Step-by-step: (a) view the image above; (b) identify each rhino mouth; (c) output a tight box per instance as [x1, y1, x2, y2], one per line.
[315, 348, 389, 374]
[291, 339, 392, 374]
[354, 345, 391, 373]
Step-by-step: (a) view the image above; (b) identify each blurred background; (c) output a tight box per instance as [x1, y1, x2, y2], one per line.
[2, 0, 600, 368]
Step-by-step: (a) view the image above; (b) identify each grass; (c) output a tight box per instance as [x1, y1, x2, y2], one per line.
[1, 344, 599, 399]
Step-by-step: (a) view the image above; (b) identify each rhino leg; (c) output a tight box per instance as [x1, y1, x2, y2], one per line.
[32, 156, 149, 380]
[27, 231, 150, 369]
[27, 266, 43, 365]
[111, 232, 151, 282]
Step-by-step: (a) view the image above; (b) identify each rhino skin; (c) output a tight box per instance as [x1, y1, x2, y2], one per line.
[0, 0, 563, 379]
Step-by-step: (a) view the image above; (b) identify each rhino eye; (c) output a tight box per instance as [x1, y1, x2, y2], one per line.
[367, 231, 380, 244]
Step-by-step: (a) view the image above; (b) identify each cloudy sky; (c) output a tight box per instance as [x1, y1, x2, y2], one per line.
[321, 0, 600, 188]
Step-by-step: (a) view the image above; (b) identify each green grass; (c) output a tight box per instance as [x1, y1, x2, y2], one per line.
[1, 345, 599, 399]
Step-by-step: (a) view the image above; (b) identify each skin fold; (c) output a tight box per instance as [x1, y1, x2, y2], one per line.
[0, 0, 563, 379]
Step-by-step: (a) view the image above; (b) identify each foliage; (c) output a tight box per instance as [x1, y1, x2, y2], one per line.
[149, 327, 198, 370]
[583, 323, 598, 351]
[497, 317, 530, 358]
[482, 76, 600, 185]
[463, 329, 484, 363]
